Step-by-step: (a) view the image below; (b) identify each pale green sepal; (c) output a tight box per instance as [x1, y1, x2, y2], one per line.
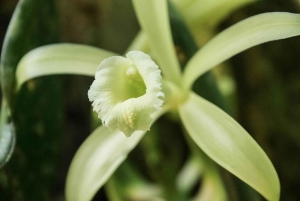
[65, 127, 145, 201]
[183, 12, 300, 90]
[15, 43, 116, 90]
[132, 0, 182, 86]
[65, 106, 168, 201]
[178, 92, 279, 201]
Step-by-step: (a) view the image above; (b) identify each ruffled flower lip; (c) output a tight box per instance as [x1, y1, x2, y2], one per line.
[88, 51, 164, 137]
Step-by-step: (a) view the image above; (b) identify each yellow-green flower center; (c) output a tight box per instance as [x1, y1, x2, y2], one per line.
[88, 51, 164, 136]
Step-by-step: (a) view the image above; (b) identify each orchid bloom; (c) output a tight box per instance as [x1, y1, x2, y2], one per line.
[13, 0, 300, 201]
[88, 51, 164, 137]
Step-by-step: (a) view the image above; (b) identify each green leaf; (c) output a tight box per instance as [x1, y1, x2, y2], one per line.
[65, 126, 146, 201]
[0, 0, 64, 200]
[178, 92, 279, 201]
[16, 43, 116, 90]
[183, 12, 300, 90]
[0, 103, 15, 168]
[132, 0, 182, 86]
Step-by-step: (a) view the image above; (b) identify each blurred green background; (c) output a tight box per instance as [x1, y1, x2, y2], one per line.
[0, 0, 300, 200]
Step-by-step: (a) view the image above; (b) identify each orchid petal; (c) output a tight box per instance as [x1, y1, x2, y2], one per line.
[183, 12, 300, 90]
[132, 0, 182, 86]
[178, 92, 279, 201]
[16, 43, 116, 90]
[88, 51, 164, 136]
[65, 127, 145, 201]
[65, 106, 169, 201]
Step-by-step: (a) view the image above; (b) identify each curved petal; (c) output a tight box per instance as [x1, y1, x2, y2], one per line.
[65, 127, 145, 201]
[132, 0, 182, 86]
[183, 12, 300, 90]
[16, 43, 117, 90]
[88, 51, 164, 136]
[178, 92, 279, 201]
[65, 106, 169, 201]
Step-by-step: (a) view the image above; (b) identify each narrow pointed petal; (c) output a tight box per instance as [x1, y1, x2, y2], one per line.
[132, 0, 182, 86]
[178, 92, 280, 201]
[183, 12, 300, 89]
[65, 127, 145, 201]
[16, 43, 116, 90]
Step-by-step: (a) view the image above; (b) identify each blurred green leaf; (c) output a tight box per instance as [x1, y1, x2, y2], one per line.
[0, 0, 64, 200]
[106, 160, 163, 201]
[0, 103, 15, 168]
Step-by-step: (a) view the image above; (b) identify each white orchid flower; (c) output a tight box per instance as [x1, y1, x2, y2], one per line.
[14, 0, 300, 200]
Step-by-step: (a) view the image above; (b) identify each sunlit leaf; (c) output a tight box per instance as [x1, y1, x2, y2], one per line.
[179, 92, 279, 201]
